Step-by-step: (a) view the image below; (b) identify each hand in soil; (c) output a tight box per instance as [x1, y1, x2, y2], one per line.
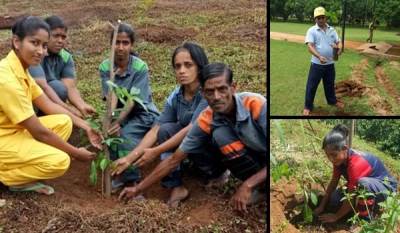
[318, 213, 337, 223]
[86, 128, 103, 150]
[230, 184, 252, 214]
[119, 186, 139, 203]
[74, 147, 94, 161]
[134, 148, 158, 168]
[312, 205, 324, 216]
[111, 157, 131, 176]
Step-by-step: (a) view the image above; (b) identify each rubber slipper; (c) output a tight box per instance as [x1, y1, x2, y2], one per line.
[9, 183, 54, 195]
[247, 186, 266, 205]
[166, 191, 190, 207]
[302, 109, 310, 116]
[334, 101, 345, 108]
[206, 170, 231, 188]
[0, 199, 6, 208]
[134, 195, 146, 201]
[111, 180, 125, 194]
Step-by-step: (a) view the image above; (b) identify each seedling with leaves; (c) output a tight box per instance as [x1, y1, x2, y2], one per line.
[342, 179, 400, 233]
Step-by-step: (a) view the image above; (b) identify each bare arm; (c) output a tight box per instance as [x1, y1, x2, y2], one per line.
[230, 166, 267, 214]
[33, 94, 102, 149]
[35, 78, 81, 116]
[61, 78, 96, 115]
[110, 124, 160, 176]
[319, 177, 340, 209]
[308, 42, 328, 64]
[133, 124, 192, 167]
[119, 148, 187, 201]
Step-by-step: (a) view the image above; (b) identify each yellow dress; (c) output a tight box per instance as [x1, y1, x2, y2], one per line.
[0, 50, 71, 186]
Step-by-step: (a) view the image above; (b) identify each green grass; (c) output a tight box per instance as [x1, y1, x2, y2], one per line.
[270, 21, 400, 43]
[270, 39, 400, 116]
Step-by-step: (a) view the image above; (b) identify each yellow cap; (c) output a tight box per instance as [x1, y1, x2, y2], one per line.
[314, 7, 326, 18]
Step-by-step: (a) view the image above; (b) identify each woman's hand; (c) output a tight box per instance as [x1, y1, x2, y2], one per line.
[318, 213, 337, 223]
[74, 147, 94, 161]
[86, 128, 103, 150]
[312, 205, 324, 216]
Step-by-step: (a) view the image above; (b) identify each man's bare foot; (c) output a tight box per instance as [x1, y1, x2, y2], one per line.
[167, 186, 190, 208]
[9, 182, 53, 195]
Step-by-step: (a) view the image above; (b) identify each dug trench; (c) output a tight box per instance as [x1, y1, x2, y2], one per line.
[333, 59, 400, 116]
[0, 128, 266, 232]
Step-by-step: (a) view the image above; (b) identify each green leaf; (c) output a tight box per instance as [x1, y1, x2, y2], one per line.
[295, 189, 303, 195]
[77, 137, 88, 147]
[106, 80, 118, 91]
[270, 152, 277, 166]
[273, 120, 286, 151]
[130, 86, 140, 95]
[90, 161, 98, 185]
[303, 204, 313, 223]
[100, 158, 107, 171]
[310, 192, 318, 206]
[304, 190, 309, 203]
[132, 96, 148, 112]
[86, 119, 101, 130]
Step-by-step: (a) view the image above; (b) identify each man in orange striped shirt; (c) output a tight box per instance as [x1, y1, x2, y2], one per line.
[117, 62, 266, 214]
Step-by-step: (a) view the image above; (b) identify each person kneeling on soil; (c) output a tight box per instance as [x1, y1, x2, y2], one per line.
[111, 42, 231, 207]
[99, 23, 160, 200]
[28, 15, 96, 117]
[116, 62, 267, 214]
[0, 16, 103, 196]
[313, 124, 397, 232]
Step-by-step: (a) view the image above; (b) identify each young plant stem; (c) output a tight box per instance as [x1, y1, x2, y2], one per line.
[102, 169, 104, 195]
[299, 120, 315, 183]
[102, 21, 120, 197]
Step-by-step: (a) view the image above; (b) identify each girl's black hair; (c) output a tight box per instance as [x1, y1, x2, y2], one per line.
[171, 42, 209, 73]
[11, 16, 50, 50]
[199, 62, 233, 88]
[322, 124, 349, 151]
[110, 23, 137, 56]
[44, 15, 67, 31]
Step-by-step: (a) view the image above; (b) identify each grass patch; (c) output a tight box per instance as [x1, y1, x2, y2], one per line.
[270, 21, 400, 43]
[270, 39, 374, 115]
[270, 39, 400, 116]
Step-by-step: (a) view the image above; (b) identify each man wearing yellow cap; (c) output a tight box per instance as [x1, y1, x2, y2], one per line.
[302, 7, 343, 116]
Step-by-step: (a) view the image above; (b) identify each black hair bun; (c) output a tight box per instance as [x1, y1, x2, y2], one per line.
[333, 124, 349, 137]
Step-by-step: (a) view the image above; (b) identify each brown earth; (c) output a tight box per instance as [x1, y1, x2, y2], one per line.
[0, 0, 266, 232]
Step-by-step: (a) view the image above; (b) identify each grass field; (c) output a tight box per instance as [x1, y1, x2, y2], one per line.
[270, 39, 398, 116]
[270, 20, 400, 116]
[270, 20, 400, 43]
